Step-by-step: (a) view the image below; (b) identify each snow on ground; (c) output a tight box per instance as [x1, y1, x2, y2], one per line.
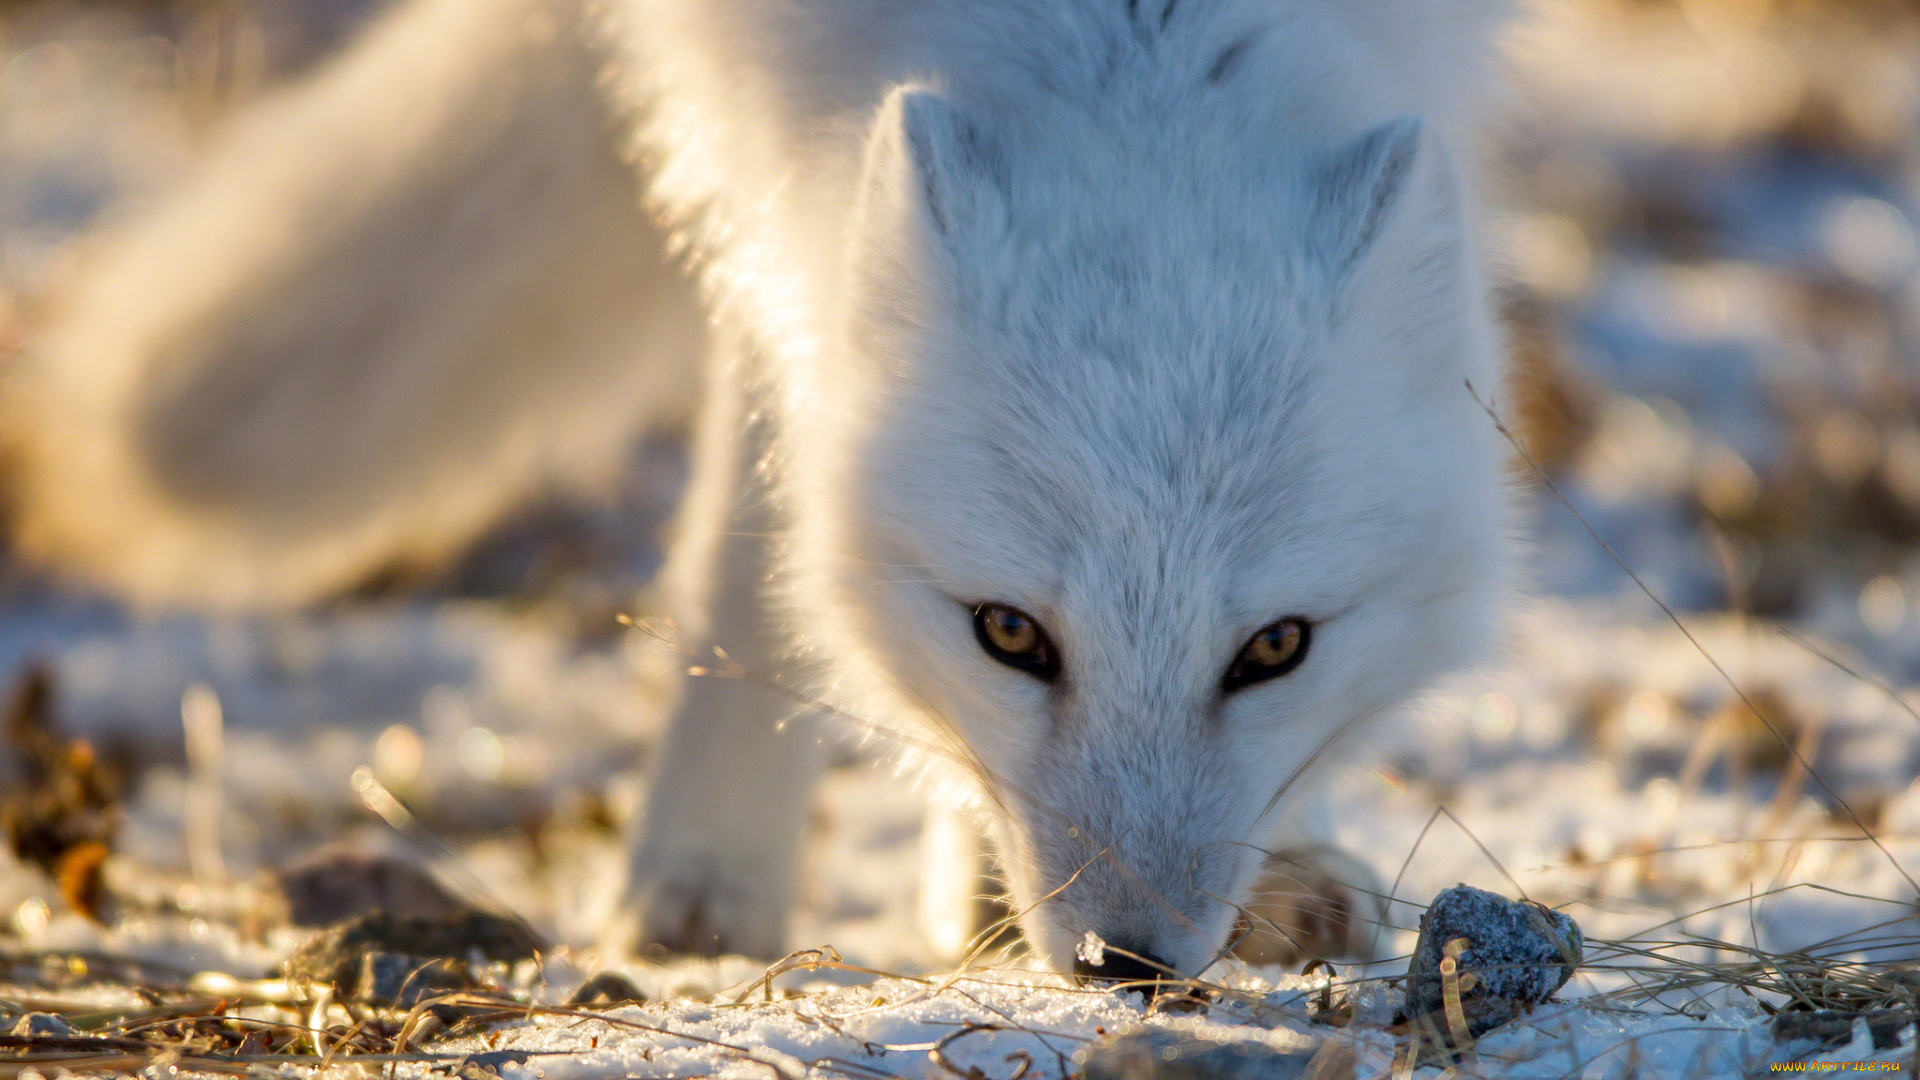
[369, 970, 1832, 1080]
[2, 0, 1920, 1076]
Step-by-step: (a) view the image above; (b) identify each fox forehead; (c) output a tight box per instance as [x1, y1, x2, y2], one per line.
[857, 237, 1486, 608]
[871, 403, 1472, 605]
[861, 364, 1483, 634]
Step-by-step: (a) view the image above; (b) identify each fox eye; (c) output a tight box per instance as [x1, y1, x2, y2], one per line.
[973, 604, 1059, 681]
[1223, 618, 1311, 691]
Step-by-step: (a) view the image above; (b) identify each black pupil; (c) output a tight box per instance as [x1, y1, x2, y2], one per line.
[996, 612, 1030, 647]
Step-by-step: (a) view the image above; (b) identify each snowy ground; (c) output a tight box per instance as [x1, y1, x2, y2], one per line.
[2, 0, 1920, 1076]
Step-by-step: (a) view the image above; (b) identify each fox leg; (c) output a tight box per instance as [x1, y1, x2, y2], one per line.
[611, 338, 821, 960]
[1233, 844, 1390, 966]
[918, 799, 1018, 965]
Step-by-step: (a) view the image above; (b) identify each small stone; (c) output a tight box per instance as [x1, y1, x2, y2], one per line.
[275, 849, 470, 927]
[1073, 1022, 1343, 1080]
[358, 952, 475, 1008]
[1404, 884, 1582, 1040]
[568, 972, 648, 1007]
[11, 1012, 74, 1038]
[1774, 1009, 1912, 1052]
[284, 910, 542, 1004]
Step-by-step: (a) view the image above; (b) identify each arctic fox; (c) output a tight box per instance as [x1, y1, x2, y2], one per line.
[8, 0, 1513, 979]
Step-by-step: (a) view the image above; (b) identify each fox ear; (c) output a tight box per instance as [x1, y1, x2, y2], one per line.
[859, 87, 1006, 247]
[848, 88, 1005, 354]
[1310, 116, 1430, 276]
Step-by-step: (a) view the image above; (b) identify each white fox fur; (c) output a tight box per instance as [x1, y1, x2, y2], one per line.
[10, 0, 1514, 975]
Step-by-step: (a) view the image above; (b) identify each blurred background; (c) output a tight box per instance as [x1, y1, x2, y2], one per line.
[0, 0, 1916, 982]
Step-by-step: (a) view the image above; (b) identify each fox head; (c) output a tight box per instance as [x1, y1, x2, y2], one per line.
[797, 67, 1509, 979]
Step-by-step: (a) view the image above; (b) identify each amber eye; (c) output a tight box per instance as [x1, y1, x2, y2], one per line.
[1223, 618, 1312, 691]
[973, 604, 1059, 681]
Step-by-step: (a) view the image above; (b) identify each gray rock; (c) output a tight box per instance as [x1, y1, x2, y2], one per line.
[283, 909, 541, 1011]
[1404, 884, 1582, 1039]
[357, 952, 475, 1008]
[1773, 1009, 1912, 1052]
[10, 1012, 74, 1038]
[274, 848, 471, 927]
[568, 972, 648, 1007]
[1073, 1023, 1346, 1080]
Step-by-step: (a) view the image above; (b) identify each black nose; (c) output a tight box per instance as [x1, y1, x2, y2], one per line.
[1072, 945, 1173, 988]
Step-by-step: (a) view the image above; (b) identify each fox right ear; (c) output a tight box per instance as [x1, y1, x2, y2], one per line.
[1309, 116, 1430, 277]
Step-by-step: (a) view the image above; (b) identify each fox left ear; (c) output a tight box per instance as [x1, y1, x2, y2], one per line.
[847, 87, 1009, 354]
[1309, 116, 1432, 277]
[843, 88, 989, 359]
[855, 86, 1009, 254]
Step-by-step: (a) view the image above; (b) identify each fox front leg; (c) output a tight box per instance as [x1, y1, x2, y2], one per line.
[610, 340, 821, 960]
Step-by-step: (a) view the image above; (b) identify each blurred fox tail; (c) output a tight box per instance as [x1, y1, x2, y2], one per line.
[4, 0, 702, 609]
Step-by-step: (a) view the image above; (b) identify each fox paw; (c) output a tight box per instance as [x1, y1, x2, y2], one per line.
[1231, 845, 1388, 967]
[609, 860, 790, 961]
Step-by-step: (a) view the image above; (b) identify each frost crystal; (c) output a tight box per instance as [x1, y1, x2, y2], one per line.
[1077, 930, 1107, 967]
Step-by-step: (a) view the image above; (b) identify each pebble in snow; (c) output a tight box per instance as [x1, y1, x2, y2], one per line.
[1074, 1022, 1339, 1080]
[1404, 883, 1582, 1039]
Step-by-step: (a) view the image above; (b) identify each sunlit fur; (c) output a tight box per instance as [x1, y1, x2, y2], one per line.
[9, 0, 1514, 972]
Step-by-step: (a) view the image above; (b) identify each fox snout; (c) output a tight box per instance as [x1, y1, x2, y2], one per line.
[1025, 838, 1253, 982]
[1002, 772, 1260, 981]
[1070, 944, 1177, 987]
